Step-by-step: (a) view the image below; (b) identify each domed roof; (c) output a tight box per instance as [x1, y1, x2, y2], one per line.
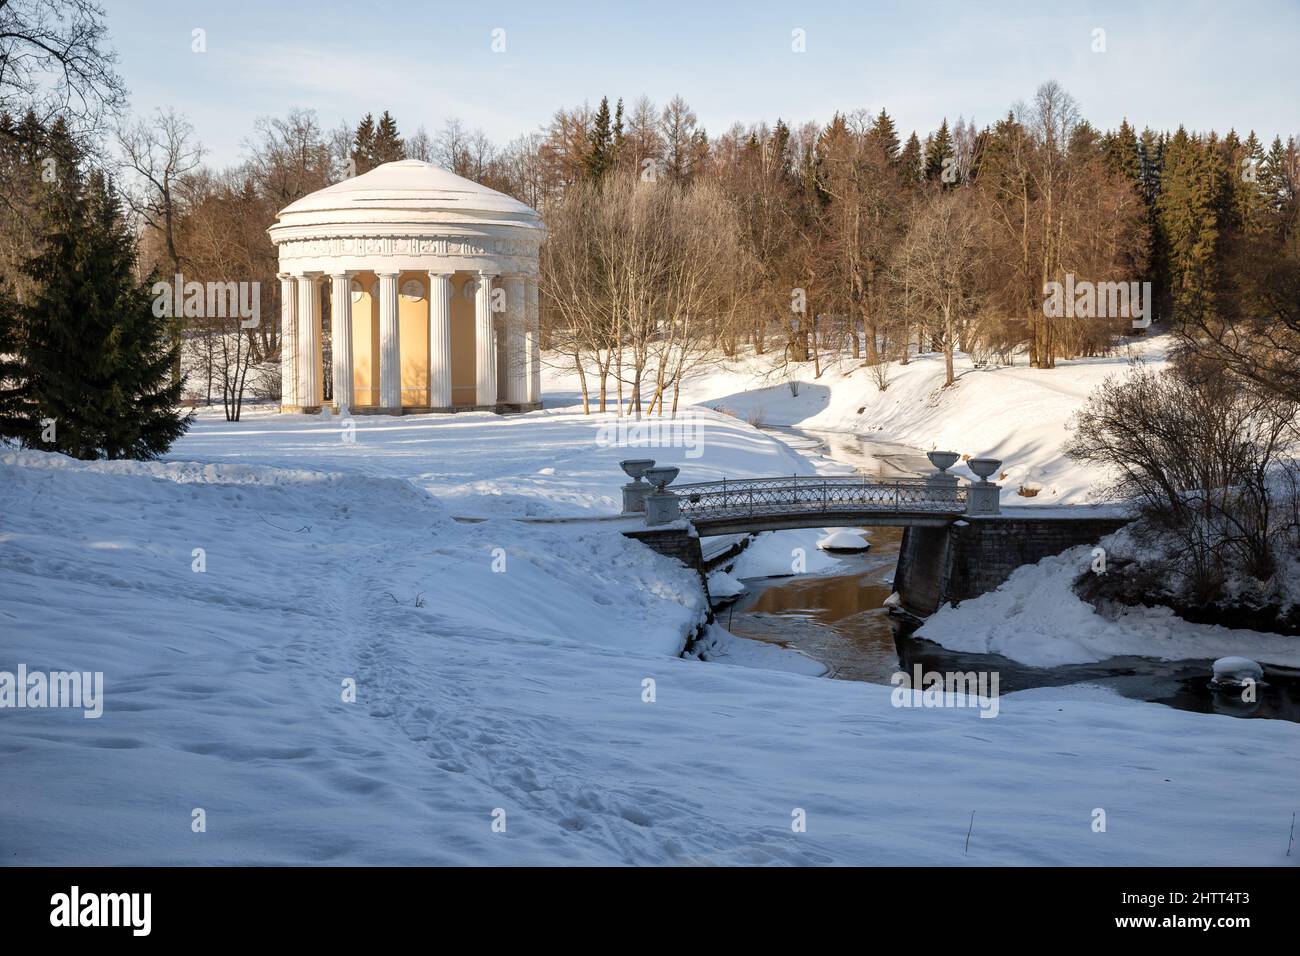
[272, 160, 542, 235]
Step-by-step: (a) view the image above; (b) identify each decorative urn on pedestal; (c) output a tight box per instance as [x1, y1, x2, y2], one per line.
[643, 466, 682, 526]
[620, 458, 657, 514]
[926, 451, 961, 497]
[965, 456, 1002, 515]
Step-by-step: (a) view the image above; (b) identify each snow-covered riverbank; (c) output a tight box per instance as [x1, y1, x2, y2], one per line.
[547, 333, 1172, 507]
[916, 538, 1300, 668]
[3, 402, 1297, 866]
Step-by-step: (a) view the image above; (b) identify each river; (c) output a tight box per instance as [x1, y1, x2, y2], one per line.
[719, 426, 1300, 723]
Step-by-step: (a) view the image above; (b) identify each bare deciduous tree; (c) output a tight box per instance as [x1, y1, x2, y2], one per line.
[116, 107, 203, 275]
[0, 0, 125, 134]
[891, 189, 985, 386]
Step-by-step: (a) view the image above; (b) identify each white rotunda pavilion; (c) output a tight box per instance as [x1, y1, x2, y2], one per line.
[268, 160, 545, 414]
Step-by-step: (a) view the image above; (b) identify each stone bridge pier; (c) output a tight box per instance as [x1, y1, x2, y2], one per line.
[892, 514, 1130, 617]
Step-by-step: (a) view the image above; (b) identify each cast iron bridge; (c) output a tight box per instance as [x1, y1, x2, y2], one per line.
[623, 461, 1128, 617]
[667, 475, 969, 535]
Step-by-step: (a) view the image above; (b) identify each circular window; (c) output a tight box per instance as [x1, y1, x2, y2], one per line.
[401, 279, 425, 300]
[350, 278, 367, 302]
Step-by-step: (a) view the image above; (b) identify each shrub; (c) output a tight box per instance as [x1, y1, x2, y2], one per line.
[1067, 358, 1298, 600]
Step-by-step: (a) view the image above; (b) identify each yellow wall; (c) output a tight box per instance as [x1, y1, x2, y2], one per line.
[397, 272, 430, 406]
[351, 272, 379, 406]
[451, 274, 477, 406]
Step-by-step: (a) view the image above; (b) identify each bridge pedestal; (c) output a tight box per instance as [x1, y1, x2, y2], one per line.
[645, 492, 681, 526]
[965, 483, 1000, 516]
[622, 481, 651, 514]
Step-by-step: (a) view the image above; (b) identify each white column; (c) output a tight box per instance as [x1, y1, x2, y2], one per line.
[504, 274, 527, 405]
[475, 271, 498, 406]
[377, 271, 401, 411]
[296, 274, 322, 408]
[526, 277, 541, 404]
[278, 273, 297, 410]
[428, 271, 454, 409]
[330, 273, 355, 413]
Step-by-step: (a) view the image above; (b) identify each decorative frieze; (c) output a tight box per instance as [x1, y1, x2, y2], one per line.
[276, 234, 540, 262]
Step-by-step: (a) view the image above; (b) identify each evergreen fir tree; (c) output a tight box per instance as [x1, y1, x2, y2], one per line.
[868, 108, 900, 162]
[924, 120, 954, 185]
[898, 132, 923, 188]
[1157, 128, 1228, 324]
[1263, 135, 1294, 214]
[771, 119, 793, 180]
[0, 280, 27, 441]
[352, 113, 376, 173]
[1137, 128, 1165, 205]
[1237, 131, 1269, 235]
[1137, 127, 1170, 319]
[1102, 119, 1141, 186]
[585, 97, 614, 180]
[18, 170, 189, 459]
[371, 111, 404, 164]
[1068, 120, 1102, 161]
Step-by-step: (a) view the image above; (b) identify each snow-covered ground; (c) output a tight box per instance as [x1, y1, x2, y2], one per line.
[546, 333, 1171, 506]
[3, 385, 1297, 865]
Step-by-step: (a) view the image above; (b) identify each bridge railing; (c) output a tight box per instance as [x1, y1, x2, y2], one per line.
[671, 475, 966, 520]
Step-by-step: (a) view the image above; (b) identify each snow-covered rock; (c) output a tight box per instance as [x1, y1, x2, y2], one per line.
[707, 570, 746, 599]
[817, 528, 870, 552]
[1211, 656, 1265, 688]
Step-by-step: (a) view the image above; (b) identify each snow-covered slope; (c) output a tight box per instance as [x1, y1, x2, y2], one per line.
[544, 335, 1171, 505]
[3, 399, 1296, 866]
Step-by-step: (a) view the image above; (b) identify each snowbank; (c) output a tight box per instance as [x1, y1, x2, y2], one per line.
[729, 528, 843, 578]
[918, 542, 1300, 668]
[706, 569, 746, 599]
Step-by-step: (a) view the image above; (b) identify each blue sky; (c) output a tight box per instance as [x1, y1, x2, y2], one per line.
[106, 0, 1300, 167]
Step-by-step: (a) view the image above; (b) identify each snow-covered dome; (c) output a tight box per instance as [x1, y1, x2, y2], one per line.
[268, 160, 544, 277]
[272, 160, 543, 233]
